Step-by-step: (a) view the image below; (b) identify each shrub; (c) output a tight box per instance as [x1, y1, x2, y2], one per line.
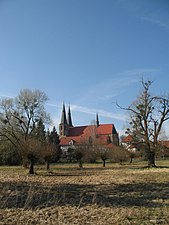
[0, 146, 21, 165]
[111, 146, 129, 163]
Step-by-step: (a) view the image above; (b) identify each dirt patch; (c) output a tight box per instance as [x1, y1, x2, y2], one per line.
[1, 163, 169, 224]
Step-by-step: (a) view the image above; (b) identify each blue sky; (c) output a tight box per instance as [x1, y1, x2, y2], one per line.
[0, 0, 169, 137]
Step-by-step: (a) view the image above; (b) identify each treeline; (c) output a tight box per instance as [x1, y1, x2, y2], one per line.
[0, 121, 61, 173]
[60, 144, 135, 168]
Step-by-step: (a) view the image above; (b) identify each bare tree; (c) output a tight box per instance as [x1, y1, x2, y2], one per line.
[74, 145, 85, 168]
[117, 79, 169, 167]
[96, 145, 112, 167]
[41, 143, 57, 170]
[0, 89, 51, 172]
[19, 137, 41, 174]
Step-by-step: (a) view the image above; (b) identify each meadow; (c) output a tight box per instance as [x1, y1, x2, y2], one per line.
[1, 161, 169, 225]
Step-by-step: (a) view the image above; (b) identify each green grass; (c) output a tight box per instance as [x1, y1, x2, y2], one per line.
[1, 161, 169, 224]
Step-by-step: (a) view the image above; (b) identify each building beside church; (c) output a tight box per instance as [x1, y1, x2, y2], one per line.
[59, 104, 119, 151]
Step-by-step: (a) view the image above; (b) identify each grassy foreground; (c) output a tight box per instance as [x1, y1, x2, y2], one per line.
[0, 161, 169, 225]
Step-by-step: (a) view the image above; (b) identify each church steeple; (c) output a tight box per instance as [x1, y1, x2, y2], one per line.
[96, 113, 99, 127]
[61, 103, 67, 125]
[67, 106, 73, 127]
[59, 103, 68, 136]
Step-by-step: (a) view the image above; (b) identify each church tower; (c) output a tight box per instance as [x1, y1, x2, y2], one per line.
[67, 106, 73, 127]
[96, 113, 100, 127]
[59, 103, 69, 136]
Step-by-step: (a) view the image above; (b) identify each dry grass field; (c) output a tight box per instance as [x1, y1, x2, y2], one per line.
[1, 161, 169, 225]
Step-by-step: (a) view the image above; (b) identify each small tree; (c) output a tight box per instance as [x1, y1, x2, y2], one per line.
[96, 145, 112, 167]
[74, 146, 84, 168]
[84, 145, 97, 163]
[20, 137, 41, 174]
[41, 143, 56, 170]
[127, 149, 141, 163]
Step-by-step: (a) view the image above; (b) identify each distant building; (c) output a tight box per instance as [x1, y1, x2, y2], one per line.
[159, 140, 169, 148]
[59, 103, 119, 151]
[122, 135, 169, 153]
[121, 135, 137, 152]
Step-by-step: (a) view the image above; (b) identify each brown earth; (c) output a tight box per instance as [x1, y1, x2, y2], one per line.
[0, 162, 169, 224]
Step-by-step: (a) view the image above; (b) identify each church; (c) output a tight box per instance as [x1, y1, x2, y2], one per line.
[59, 104, 119, 150]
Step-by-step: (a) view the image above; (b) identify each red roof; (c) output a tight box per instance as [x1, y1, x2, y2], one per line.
[60, 124, 116, 147]
[68, 124, 115, 137]
[60, 136, 81, 145]
[68, 126, 88, 136]
[122, 135, 133, 143]
[159, 140, 169, 148]
[96, 124, 115, 135]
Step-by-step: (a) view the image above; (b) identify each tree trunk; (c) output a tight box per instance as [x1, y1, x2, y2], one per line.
[79, 160, 83, 169]
[46, 160, 50, 170]
[29, 159, 35, 174]
[130, 157, 133, 163]
[23, 160, 29, 169]
[145, 142, 156, 167]
[103, 159, 106, 167]
[148, 151, 156, 167]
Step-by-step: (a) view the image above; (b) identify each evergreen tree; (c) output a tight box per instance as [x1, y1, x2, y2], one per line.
[41, 126, 61, 170]
[49, 126, 60, 145]
[33, 117, 46, 143]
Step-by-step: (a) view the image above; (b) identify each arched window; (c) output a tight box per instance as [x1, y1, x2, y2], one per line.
[69, 139, 74, 145]
[89, 136, 92, 144]
[107, 136, 111, 144]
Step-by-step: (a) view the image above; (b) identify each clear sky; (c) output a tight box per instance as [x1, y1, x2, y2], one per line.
[0, 0, 169, 137]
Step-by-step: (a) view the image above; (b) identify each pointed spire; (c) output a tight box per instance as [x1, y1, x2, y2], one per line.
[96, 113, 99, 127]
[60, 103, 67, 125]
[67, 105, 73, 127]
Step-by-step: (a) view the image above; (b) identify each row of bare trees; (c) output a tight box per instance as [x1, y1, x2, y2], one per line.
[64, 144, 132, 168]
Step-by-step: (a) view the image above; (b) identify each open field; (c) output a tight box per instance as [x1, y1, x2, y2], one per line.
[1, 161, 169, 225]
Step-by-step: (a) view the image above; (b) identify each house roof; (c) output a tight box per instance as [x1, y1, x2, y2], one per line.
[60, 124, 117, 147]
[122, 135, 133, 143]
[159, 140, 169, 148]
[60, 136, 81, 145]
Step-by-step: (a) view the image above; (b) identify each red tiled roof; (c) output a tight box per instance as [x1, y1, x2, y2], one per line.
[106, 143, 116, 148]
[68, 126, 87, 136]
[159, 140, 169, 148]
[96, 124, 114, 135]
[60, 124, 116, 146]
[122, 135, 133, 143]
[59, 136, 80, 145]
[68, 124, 114, 137]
